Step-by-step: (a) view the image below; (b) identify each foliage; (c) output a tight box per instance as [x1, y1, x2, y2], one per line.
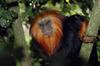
[97, 28, 100, 61]
[0, 1, 17, 64]
[0, 36, 14, 57]
[0, 8, 17, 28]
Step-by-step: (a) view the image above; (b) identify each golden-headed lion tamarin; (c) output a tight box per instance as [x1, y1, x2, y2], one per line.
[30, 10, 65, 56]
[30, 10, 89, 66]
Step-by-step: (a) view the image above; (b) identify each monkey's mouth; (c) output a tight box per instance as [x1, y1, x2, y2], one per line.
[44, 31, 53, 36]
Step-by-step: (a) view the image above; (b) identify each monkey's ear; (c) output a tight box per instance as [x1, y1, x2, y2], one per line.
[78, 20, 89, 40]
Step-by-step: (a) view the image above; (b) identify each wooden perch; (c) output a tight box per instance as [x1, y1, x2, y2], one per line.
[79, 0, 100, 62]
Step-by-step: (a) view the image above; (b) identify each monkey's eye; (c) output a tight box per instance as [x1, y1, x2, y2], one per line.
[46, 20, 50, 24]
[39, 22, 46, 29]
[45, 20, 51, 26]
[39, 23, 44, 27]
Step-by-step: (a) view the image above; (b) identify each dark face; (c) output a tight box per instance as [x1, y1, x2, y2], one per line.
[38, 18, 54, 36]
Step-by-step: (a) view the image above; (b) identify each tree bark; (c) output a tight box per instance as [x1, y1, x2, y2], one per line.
[79, 0, 100, 61]
[12, 0, 32, 66]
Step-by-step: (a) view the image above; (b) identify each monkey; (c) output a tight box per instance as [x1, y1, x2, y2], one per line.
[30, 10, 65, 56]
[30, 10, 89, 66]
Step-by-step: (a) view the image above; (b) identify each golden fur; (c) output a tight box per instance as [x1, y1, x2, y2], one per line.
[78, 20, 89, 40]
[31, 10, 64, 56]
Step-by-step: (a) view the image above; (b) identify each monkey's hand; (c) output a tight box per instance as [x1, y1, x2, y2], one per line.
[82, 36, 96, 43]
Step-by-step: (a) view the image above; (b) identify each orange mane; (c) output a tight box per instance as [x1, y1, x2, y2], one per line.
[31, 10, 64, 56]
